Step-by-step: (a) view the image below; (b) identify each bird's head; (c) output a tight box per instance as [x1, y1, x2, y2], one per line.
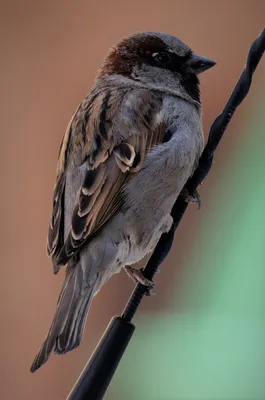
[98, 31, 216, 104]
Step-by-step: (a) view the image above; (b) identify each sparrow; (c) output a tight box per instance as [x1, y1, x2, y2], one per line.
[30, 31, 215, 372]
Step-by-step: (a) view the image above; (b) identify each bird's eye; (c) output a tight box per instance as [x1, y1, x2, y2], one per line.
[152, 52, 172, 66]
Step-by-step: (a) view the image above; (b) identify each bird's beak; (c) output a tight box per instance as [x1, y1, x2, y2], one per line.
[187, 53, 216, 75]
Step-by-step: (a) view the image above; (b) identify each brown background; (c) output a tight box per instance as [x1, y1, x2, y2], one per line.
[1, 1, 264, 399]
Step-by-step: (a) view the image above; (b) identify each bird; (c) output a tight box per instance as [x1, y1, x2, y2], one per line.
[30, 31, 215, 372]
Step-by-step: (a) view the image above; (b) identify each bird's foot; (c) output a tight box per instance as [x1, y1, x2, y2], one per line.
[124, 266, 155, 295]
[180, 188, 202, 210]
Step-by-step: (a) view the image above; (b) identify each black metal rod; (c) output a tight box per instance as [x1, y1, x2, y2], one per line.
[66, 317, 135, 400]
[66, 28, 265, 400]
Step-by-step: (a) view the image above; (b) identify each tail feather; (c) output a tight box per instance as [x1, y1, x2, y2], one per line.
[54, 279, 83, 354]
[55, 294, 92, 354]
[54, 269, 82, 354]
[30, 265, 96, 373]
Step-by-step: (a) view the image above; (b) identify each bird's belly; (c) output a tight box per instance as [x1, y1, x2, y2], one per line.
[114, 190, 176, 270]
[118, 133, 200, 266]
[122, 211, 173, 265]
[96, 125, 202, 278]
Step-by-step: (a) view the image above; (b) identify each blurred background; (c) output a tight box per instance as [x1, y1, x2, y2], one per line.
[1, 1, 265, 399]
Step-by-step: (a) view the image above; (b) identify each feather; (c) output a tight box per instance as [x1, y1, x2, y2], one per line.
[49, 87, 166, 270]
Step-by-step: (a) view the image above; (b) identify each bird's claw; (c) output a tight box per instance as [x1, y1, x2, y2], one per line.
[124, 266, 155, 295]
[180, 188, 202, 210]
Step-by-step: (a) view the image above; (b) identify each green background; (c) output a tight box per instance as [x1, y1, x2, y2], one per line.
[112, 99, 265, 399]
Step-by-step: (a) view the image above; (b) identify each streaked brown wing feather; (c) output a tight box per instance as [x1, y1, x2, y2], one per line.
[51, 87, 165, 269]
[47, 115, 74, 262]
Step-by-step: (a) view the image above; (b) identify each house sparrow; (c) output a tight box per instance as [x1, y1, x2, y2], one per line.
[30, 31, 215, 372]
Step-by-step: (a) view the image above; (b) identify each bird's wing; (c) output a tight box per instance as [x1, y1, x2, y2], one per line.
[47, 114, 74, 269]
[48, 86, 166, 272]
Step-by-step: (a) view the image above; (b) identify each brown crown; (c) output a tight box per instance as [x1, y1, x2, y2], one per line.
[98, 34, 167, 77]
